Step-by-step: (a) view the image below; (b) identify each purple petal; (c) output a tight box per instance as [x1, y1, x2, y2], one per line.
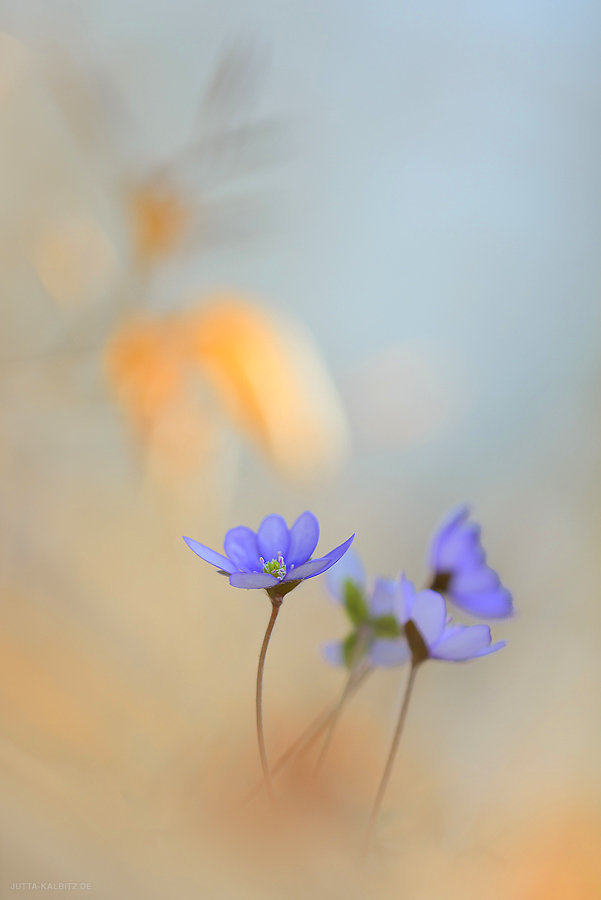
[395, 574, 418, 624]
[322, 641, 344, 667]
[323, 533, 355, 565]
[452, 564, 500, 595]
[430, 624, 505, 661]
[326, 548, 366, 603]
[409, 589, 447, 645]
[183, 536, 237, 573]
[280, 535, 357, 583]
[428, 505, 470, 569]
[369, 638, 410, 668]
[448, 531, 486, 571]
[283, 558, 329, 580]
[229, 572, 278, 589]
[292, 535, 355, 578]
[322, 534, 355, 572]
[224, 526, 260, 571]
[435, 522, 484, 572]
[436, 623, 463, 640]
[257, 514, 290, 561]
[450, 586, 514, 619]
[476, 640, 507, 656]
[369, 578, 399, 617]
[287, 511, 320, 567]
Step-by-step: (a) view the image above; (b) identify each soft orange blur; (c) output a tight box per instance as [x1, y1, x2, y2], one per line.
[191, 296, 348, 478]
[32, 215, 119, 307]
[515, 806, 601, 899]
[105, 296, 348, 480]
[1, 11, 600, 900]
[130, 182, 191, 263]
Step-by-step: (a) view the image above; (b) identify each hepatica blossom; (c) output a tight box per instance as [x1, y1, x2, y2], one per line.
[324, 552, 505, 670]
[323, 551, 407, 669]
[184, 511, 354, 799]
[184, 511, 354, 595]
[392, 574, 505, 664]
[319, 546, 509, 851]
[361, 566, 508, 854]
[428, 505, 513, 619]
[181, 502, 512, 844]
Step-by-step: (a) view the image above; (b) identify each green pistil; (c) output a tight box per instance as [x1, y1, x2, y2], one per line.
[261, 554, 287, 580]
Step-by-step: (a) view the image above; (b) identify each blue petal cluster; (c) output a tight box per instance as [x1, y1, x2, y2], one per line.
[324, 554, 408, 667]
[428, 506, 513, 618]
[395, 575, 505, 661]
[325, 560, 504, 667]
[184, 511, 354, 592]
[324, 505, 511, 669]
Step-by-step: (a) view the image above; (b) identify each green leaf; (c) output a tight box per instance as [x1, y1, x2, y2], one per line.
[342, 631, 363, 668]
[343, 578, 369, 626]
[372, 615, 402, 638]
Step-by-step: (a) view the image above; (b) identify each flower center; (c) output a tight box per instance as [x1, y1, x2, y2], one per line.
[260, 553, 287, 580]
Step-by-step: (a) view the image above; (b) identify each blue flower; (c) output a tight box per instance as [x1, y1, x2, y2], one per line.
[361, 575, 506, 853]
[394, 575, 506, 663]
[184, 511, 354, 595]
[428, 505, 513, 619]
[324, 552, 505, 667]
[323, 551, 408, 668]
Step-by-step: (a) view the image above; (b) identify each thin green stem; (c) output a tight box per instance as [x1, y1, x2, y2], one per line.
[363, 663, 419, 856]
[256, 598, 282, 800]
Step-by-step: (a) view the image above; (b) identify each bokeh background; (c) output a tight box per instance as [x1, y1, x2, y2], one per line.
[1, 1, 600, 897]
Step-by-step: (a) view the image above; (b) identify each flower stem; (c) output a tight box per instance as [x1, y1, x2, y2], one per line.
[256, 597, 282, 800]
[241, 666, 372, 806]
[363, 663, 419, 856]
[313, 662, 368, 776]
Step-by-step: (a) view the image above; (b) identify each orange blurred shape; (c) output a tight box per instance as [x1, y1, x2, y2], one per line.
[106, 314, 183, 433]
[190, 295, 348, 478]
[130, 183, 190, 263]
[32, 215, 118, 306]
[106, 312, 218, 479]
[105, 296, 347, 480]
[0, 631, 107, 758]
[518, 806, 601, 899]
[190, 703, 380, 870]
